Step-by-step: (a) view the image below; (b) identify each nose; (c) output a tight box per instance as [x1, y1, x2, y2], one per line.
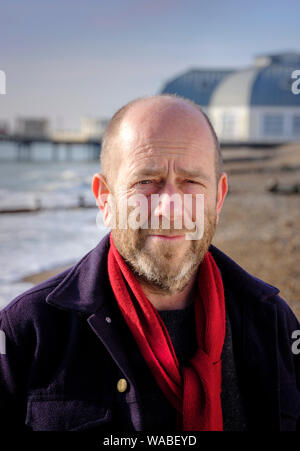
[152, 182, 183, 227]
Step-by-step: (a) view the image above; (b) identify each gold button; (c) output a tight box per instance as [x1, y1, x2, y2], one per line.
[117, 378, 128, 393]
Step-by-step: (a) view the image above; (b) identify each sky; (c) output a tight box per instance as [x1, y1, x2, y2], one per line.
[0, 0, 299, 130]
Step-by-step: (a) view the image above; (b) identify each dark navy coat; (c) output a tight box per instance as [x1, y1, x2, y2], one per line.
[1, 232, 300, 431]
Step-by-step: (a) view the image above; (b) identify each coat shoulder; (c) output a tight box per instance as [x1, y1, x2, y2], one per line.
[0, 266, 73, 331]
[271, 293, 300, 330]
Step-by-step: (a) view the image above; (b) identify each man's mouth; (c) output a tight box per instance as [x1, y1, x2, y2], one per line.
[148, 234, 185, 240]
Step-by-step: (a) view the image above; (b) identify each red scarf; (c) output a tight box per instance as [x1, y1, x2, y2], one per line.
[107, 233, 226, 431]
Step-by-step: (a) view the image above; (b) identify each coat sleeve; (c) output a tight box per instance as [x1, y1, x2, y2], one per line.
[0, 308, 28, 431]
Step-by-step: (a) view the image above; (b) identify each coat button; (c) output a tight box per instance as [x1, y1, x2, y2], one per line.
[117, 378, 128, 393]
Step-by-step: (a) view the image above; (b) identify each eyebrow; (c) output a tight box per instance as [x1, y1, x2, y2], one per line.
[133, 167, 210, 182]
[133, 168, 165, 177]
[175, 167, 211, 181]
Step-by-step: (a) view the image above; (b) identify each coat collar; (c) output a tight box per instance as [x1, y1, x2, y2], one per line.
[45, 232, 280, 314]
[46, 232, 111, 314]
[209, 244, 280, 302]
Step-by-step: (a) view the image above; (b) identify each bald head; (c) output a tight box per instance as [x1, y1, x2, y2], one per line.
[100, 95, 222, 189]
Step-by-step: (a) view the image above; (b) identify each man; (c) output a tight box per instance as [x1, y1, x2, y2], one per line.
[0, 95, 300, 431]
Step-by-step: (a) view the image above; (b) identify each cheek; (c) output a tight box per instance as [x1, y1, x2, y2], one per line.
[183, 193, 205, 223]
[187, 194, 216, 231]
[203, 188, 217, 211]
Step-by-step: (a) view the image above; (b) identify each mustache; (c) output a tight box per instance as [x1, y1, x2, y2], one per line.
[137, 227, 194, 236]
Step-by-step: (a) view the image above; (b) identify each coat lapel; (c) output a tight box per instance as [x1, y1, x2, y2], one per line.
[210, 244, 281, 430]
[45, 232, 143, 429]
[242, 298, 280, 430]
[87, 300, 141, 400]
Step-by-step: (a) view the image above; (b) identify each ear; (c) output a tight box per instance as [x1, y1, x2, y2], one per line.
[216, 172, 228, 225]
[92, 173, 114, 227]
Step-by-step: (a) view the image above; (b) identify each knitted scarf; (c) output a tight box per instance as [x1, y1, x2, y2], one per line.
[107, 233, 226, 431]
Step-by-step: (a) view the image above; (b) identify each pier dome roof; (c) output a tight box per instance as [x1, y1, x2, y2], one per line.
[210, 53, 300, 107]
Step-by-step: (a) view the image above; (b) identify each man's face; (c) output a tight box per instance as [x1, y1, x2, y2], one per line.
[102, 100, 227, 294]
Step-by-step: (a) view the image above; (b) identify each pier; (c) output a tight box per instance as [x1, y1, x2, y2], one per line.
[0, 135, 102, 162]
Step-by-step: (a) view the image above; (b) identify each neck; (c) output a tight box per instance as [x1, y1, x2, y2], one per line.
[138, 271, 198, 311]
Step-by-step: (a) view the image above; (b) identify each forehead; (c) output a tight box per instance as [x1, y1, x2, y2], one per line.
[116, 100, 216, 173]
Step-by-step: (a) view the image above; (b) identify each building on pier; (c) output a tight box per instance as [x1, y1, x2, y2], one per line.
[15, 118, 49, 139]
[161, 52, 300, 145]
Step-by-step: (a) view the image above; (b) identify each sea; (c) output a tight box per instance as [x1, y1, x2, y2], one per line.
[0, 142, 109, 309]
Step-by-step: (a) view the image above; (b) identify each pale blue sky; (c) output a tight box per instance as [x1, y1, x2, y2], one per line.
[0, 0, 299, 130]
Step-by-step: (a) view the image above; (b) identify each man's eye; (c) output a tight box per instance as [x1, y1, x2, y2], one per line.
[185, 179, 197, 184]
[138, 180, 152, 185]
